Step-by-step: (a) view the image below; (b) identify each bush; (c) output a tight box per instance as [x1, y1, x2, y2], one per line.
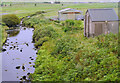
[22, 17, 50, 28]
[29, 11, 46, 17]
[33, 25, 58, 48]
[22, 11, 119, 81]
[0, 25, 8, 48]
[62, 20, 84, 32]
[51, 36, 79, 58]
[2, 14, 20, 27]
[66, 19, 75, 26]
[33, 26, 57, 41]
[34, 37, 49, 48]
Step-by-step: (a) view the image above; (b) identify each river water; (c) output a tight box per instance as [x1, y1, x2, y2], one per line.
[2, 26, 37, 81]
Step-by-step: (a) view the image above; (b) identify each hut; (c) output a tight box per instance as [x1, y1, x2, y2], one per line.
[58, 8, 83, 21]
[84, 8, 119, 37]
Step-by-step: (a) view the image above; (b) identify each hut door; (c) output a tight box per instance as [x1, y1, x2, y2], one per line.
[95, 23, 103, 36]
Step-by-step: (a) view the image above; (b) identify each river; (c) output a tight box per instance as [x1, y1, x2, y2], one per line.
[2, 26, 37, 81]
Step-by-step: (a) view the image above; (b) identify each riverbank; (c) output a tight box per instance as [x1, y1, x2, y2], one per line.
[22, 13, 119, 81]
[0, 25, 8, 51]
[1, 2, 119, 81]
[0, 24, 22, 52]
[0, 13, 22, 52]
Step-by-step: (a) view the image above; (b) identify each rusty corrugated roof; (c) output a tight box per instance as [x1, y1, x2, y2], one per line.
[87, 8, 118, 21]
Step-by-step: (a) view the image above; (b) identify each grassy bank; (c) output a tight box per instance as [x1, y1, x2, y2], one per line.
[1, 25, 8, 44]
[1, 2, 119, 81]
[0, 6, 8, 50]
[0, 13, 20, 51]
[0, 25, 8, 51]
[22, 13, 119, 81]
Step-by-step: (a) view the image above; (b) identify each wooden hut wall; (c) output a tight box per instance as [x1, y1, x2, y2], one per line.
[90, 21, 119, 36]
[108, 21, 119, 34]
[59, 13, 67, 21]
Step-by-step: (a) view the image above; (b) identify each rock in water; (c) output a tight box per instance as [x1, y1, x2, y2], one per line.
[27, 73, 30, 75]
[9, 47, 12, 49]
[31, 58, 34, 60]
[22, 76, 26, 80]
[29, 57, 32, 58]
[26, 43, 29, 46]
[24, 43, 29, 46]
[13, 46, 16, 48]
[2, 49, 6, 52]
[22, 65, 25, 70]
[20, 78, 22, 80]
[5, 70, 7, 71]
[16, 66, 20, 69]
[20, 49, 22, 52]
[29, 62, 31, 64]
[33, 65, 35, 68]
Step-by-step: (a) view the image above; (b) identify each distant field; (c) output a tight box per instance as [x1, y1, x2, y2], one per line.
[66, 2, 118, 8]
[65, 2, 118, 15]
[1, 3, 63, 18]
[0, 2, 118, 18]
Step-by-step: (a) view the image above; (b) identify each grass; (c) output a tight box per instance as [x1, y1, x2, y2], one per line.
[65, 2, 118, 15]
[1, 2, 118, 17]
[66, 2, 118, 8]
[1, 3, 63, 18]
[0, 25, 8, 51]
[22, 16, 119, 81]
[0, 2, 119, 80]
[20, 2, 119, 81]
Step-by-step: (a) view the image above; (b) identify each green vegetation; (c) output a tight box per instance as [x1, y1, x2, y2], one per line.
[0, 14, 20, 49]
[0, 14, 19, 50]
[1, 3, 63, 18]
[0, 2, 117, 18]
[1, 2, 119, 81]
[0, 25, 8, 50]
[2, 14, 20, 27]
[0, 7, 7, 50]
[23, 13, 119, 81]
[65, 2, 118, 15]
[67, 2, 118, 9]
[61, 19, 84, 32]
[33, 25, 58, 48]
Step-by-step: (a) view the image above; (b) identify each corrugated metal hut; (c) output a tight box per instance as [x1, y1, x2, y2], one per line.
[84, 8, 119, 37]
[58, 8, 83, 21]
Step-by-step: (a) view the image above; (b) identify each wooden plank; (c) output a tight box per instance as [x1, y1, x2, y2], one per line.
[95, 23, 103, 36]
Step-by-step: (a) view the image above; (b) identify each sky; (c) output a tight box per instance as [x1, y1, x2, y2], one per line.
[1, 0, 120, 2]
